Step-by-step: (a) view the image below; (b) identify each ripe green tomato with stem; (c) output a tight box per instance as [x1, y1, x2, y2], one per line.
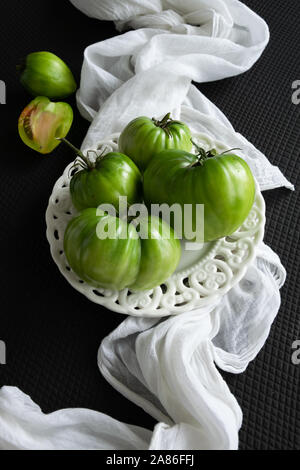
[143, 142, 255, 242]
[118, 112, 192, 171]
[59, 138, 143, 213]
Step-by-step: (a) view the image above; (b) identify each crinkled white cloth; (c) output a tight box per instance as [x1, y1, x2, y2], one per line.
[0, 0, 294, 450]
[0, 245, 286, 450]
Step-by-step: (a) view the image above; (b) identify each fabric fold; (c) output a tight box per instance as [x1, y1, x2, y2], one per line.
[0, 0, 293, 450]
[0, 387, 151, 450]
[70, 0, 292, 190]
[97, 244, 285, 449]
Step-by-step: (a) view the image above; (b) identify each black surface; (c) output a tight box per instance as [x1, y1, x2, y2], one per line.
[0, 0, 299, 450]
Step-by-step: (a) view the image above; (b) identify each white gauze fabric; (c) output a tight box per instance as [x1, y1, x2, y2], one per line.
[0, 0, 293, 450]
[0, 245, 286, 450]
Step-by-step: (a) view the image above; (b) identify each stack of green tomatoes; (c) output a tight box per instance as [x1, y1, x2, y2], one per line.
[64, 113, 194, 291]
[63, 113, 255, 292]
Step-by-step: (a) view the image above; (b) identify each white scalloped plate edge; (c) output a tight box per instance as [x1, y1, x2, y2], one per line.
[45, 133, 265, 317]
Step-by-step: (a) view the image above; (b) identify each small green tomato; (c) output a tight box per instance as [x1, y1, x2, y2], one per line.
[18, 51, 77, 99]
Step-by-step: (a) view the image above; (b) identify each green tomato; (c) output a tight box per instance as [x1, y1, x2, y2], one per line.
[69, 149, 142, 212]
[130, 216, 181, 291]
[18, 51, 77, 99]
[64, 209, 181, 291]
[143, 146, 255, 242]
[64, 209, 141, 290]
[18, 96, 73, 154]
[118, 112, 192, 171]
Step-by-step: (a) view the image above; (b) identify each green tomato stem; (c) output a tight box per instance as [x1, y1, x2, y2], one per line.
[218, 147, 242, 155]
[159, 112, 171, 126]
[190, 139, 242, 166]
[152, 112, 175, 138]
[58, 137, 94, 169]
[152, 112, 171, 128]
[190, 139, 209, 166]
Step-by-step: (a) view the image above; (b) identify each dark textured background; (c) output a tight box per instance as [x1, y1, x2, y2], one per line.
[0, 0, 299, 450]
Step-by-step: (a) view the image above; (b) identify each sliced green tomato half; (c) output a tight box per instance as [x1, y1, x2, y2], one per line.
[18, 96, 73, 154]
